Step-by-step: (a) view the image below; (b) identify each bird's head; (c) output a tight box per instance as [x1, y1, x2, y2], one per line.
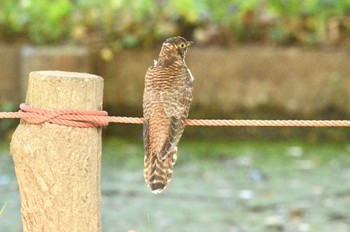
[158, 36, 193, 65]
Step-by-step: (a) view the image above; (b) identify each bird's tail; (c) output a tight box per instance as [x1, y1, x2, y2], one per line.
[144, 148, 177, 194]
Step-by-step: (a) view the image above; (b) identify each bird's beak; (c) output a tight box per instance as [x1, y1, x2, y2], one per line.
[186, 41, 194, 47]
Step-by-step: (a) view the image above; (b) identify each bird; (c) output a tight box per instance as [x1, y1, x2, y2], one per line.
[143, 36, 194, 194]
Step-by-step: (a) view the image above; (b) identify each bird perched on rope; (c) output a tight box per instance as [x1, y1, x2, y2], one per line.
[143, 36, 194, 194]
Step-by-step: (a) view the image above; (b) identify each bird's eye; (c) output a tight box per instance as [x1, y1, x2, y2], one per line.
[179, 42, 186, 48]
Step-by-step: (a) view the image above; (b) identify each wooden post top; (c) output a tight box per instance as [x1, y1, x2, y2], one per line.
[26, 71, 104, 111]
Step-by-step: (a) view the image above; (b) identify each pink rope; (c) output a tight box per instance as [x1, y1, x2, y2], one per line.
[0, 104, 349, 128]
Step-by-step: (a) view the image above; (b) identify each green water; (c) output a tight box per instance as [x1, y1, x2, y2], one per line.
[1, 139, 350, 232]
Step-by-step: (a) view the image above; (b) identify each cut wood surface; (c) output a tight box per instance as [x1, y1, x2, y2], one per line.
[10, 71, 103, 232]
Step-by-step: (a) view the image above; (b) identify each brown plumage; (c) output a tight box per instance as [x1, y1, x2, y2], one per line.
[143, 36, 194, 194]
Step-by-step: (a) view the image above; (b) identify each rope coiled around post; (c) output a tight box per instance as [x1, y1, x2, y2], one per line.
[0, 104, 349, 128]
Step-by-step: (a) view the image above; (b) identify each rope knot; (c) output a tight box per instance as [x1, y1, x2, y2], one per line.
[19, 104, 109, 128]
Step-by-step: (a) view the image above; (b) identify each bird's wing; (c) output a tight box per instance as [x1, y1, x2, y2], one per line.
[158, 68, 193, 159]
[143, 66, 192, 153]
[143, 66, 193, 193]
[143, 67, 158, 156]
[143, 66, 176, 193]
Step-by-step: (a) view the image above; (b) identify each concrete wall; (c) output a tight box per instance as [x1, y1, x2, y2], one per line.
[99, 46, 350, 118]
[0, 44, 20, 105]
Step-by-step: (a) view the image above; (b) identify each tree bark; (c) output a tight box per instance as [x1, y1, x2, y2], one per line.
[10, 71, 103, 232]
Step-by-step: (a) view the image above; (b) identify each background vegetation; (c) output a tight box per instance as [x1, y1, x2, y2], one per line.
[1, 0, 350, 48]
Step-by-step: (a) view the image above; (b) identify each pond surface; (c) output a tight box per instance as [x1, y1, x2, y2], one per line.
[1, 139, 350, 232]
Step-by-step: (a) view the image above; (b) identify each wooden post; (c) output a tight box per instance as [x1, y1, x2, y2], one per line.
[10, 71, 103, 232]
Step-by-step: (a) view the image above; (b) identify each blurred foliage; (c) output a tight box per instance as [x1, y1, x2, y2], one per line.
[0, 0, 350, 48]
[0, 0, 73, 44]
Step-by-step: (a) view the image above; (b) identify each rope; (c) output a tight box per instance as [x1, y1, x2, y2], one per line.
[0, 104, 349, 128]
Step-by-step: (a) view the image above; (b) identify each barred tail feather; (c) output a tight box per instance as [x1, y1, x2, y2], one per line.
[144, 148, 177, 194]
